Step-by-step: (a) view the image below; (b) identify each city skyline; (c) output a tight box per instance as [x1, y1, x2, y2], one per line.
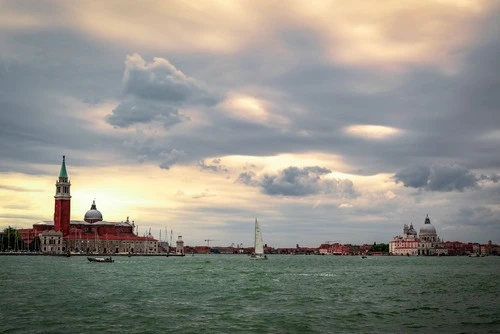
[1, 1, 500, 247]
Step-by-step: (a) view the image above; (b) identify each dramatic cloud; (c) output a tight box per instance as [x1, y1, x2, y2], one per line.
[106, 54, 218, 128]
[122, 54, 218, 104]
[11, 1, 489, 71]
[2, 1, 500, 245]
[238, 166, 357, 197]
[393, 164, 496, 192]
[106, 100, 188, 129]
[198, 159, 228, 173]
[159, 149, 186, 170]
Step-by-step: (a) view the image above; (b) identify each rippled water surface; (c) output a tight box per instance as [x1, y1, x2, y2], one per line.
[1, 255, 500, 333]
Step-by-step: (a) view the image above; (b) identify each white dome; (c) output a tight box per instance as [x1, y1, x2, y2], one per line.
[84, 200, 103, 223]
[419, 224, 436, 235]
[419, 215, 436, 236]
[85, 209, 102, 219]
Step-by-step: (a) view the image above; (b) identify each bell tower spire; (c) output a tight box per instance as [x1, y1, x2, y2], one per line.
[54, 155, 71, 236]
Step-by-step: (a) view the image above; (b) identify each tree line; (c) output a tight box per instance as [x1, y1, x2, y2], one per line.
[368, 242, 389, 253]
[0, 227, 40, 252]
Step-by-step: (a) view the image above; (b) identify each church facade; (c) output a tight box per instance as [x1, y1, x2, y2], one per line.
[19, 156, 158, 254]
[389, 215, 448, 256]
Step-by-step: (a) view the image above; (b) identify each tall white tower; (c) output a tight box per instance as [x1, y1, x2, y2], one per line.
[176, 236, 185, 255]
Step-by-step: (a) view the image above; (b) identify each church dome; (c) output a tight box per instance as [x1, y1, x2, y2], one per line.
[84, 200, 103, 223]
[408, 224, 417, 236]
[419, 214, 436, 236]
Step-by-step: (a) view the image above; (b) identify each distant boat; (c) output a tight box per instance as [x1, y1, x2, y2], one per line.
[361, 255, 367, 259]
[87, 256, 114, 263]
[251, 218, 268, 260]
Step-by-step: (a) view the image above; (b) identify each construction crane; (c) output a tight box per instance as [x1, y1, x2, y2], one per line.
[204, 239, 217, 247]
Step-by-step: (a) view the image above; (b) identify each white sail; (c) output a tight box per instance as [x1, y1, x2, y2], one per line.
[252, 218, 266, 259]
[254, 219, 264, 254]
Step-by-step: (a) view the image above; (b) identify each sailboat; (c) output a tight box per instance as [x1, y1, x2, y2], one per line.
[251, 218, 268, 260]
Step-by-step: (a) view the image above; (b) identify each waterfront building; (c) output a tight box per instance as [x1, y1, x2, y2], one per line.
[318, 243, 351, 255]
[389, 215, 448, 256]
[19, 156, 157, 254]
[39, 230, 63, 254]
[388, 222, 419, 255]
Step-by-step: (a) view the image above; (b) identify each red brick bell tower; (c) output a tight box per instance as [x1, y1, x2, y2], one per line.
[54, 155, 71, 236]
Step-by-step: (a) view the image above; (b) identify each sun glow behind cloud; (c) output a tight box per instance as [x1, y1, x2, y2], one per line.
[219, 93, 289, 126]
[343, 124, 403, 140]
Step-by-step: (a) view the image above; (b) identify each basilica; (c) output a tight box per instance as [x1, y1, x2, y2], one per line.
[389, 215, 448, 256]
[19, 156, 158, 254]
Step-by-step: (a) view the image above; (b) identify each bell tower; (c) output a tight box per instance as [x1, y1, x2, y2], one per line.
[54, 155, 71, 236]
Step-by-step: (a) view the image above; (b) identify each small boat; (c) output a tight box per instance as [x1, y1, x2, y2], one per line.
[361, 255, 367, 259]
[87, 256, 114, 263]
[250, 218, 268, 260]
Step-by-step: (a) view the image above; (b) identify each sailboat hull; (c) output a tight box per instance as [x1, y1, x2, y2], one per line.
[250, 254, 268, 260]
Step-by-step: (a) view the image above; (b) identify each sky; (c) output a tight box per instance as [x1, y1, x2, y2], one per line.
[1, 0, 500, 247]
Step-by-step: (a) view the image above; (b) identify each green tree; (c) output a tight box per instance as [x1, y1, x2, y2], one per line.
[368, 242, 389, 253]
[1, 227, 24, 252]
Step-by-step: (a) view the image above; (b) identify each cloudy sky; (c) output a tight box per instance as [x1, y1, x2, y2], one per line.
[1, 0, 500, 247]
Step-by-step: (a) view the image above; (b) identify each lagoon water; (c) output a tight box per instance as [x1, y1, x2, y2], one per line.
[1, 255, 499, 333]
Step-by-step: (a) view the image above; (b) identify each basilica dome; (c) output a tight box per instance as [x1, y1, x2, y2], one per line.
[419, 214, 436, 236]
[408, 224, 417, 236]
[84, 200, 103, 223]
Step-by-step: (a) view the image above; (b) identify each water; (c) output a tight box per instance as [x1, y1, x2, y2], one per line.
[1, 255, 499, 333]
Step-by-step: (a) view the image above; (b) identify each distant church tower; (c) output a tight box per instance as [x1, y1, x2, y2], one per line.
[54, 156, 71, 236]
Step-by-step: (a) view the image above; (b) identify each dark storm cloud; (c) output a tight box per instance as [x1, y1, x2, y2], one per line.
[480, 173, 500, 183]
[123, 54, 219, 105]
[106, 54, 220, 129]
[393, 164, 498, 192]
[106, 99, 188, 128]
[158, 149, 186, 170]
[458, 206, 500, 228]
[0, 29, 130, 172]
[237, 171, 258, 187]
[237, 166, 357, 197]
[392, 165, 431, 188]
[95, 15, 500, 174]
[198, 158, 228, 173]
